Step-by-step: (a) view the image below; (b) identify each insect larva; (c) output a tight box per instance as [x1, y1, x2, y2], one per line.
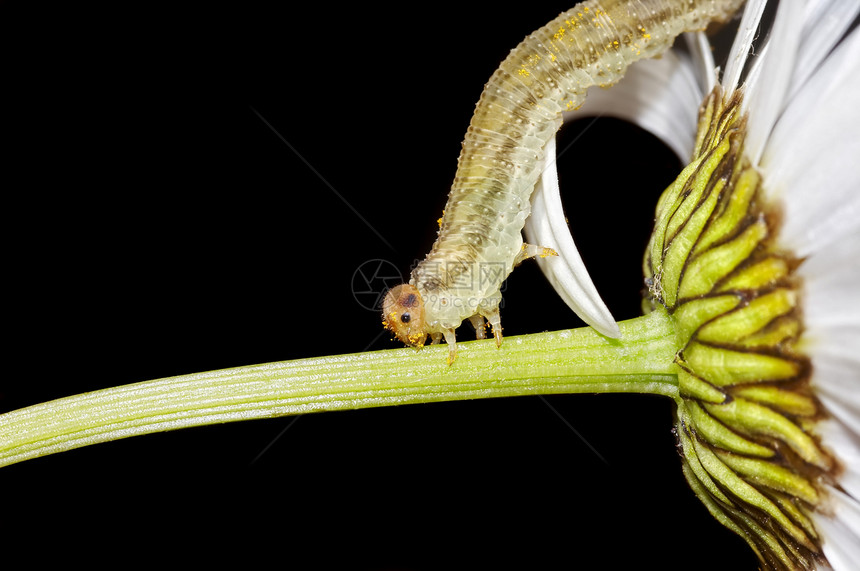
[382, 0, 746, 364]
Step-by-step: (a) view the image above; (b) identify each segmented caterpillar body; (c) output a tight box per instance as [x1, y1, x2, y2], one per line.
[383, 0, 746, 363]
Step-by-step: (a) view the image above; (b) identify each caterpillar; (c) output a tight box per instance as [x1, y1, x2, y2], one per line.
[382, 0, 746, 364]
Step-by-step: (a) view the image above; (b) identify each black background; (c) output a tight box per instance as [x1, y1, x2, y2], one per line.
[3, 2, 758, 568]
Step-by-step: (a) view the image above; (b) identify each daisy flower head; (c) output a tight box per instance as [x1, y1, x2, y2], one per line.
[527, 1, 860, 568]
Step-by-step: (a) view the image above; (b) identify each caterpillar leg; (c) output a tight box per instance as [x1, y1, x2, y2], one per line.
[430, 332, 443, 345]
[481, 307, 503, 348]
[514, 243, 558, 266]
[468, 315, 487, 340]
[442, 329, 458, 365]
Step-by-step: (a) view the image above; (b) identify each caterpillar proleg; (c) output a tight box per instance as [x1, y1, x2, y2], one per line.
[383, 0, 746, 364]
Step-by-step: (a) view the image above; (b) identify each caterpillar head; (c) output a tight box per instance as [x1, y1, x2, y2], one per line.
[382, 284, 427, 348]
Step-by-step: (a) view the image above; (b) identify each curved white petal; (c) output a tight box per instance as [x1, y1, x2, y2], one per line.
[561, 47, 705, 161]
[526, 136, 620, 338]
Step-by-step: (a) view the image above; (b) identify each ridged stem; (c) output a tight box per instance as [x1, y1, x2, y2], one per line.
[0, 308, 678, 468]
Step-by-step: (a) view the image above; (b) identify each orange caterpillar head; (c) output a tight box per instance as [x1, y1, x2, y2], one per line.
[382, 284, 427, 348]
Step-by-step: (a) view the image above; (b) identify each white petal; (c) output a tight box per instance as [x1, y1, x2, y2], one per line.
[800, 234, 860, 334]
[816, 418, 860, 501]
[722, 0, 768, 94]
[789, 0, 860, 100]
[683, 32, 717, 101]
[818, 391, 860, 448]
[744, 1, 806, 165]
[759, 26, 860, 256]
[525, 136, 621, 338]
[813, 486, 860, 571]
[813, 347, 860, 441]
[801, 231, 860, 441]
[561, 48, 704, 162]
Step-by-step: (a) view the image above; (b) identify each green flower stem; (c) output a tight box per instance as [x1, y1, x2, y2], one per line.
[0, 308, 679, 468]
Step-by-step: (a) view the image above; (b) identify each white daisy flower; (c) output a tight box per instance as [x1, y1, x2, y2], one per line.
[526, 1, 860, 568]
[0, 4, 854, 568]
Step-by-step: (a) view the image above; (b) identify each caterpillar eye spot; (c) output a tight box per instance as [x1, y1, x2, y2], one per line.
[401, 313, 411, 323]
